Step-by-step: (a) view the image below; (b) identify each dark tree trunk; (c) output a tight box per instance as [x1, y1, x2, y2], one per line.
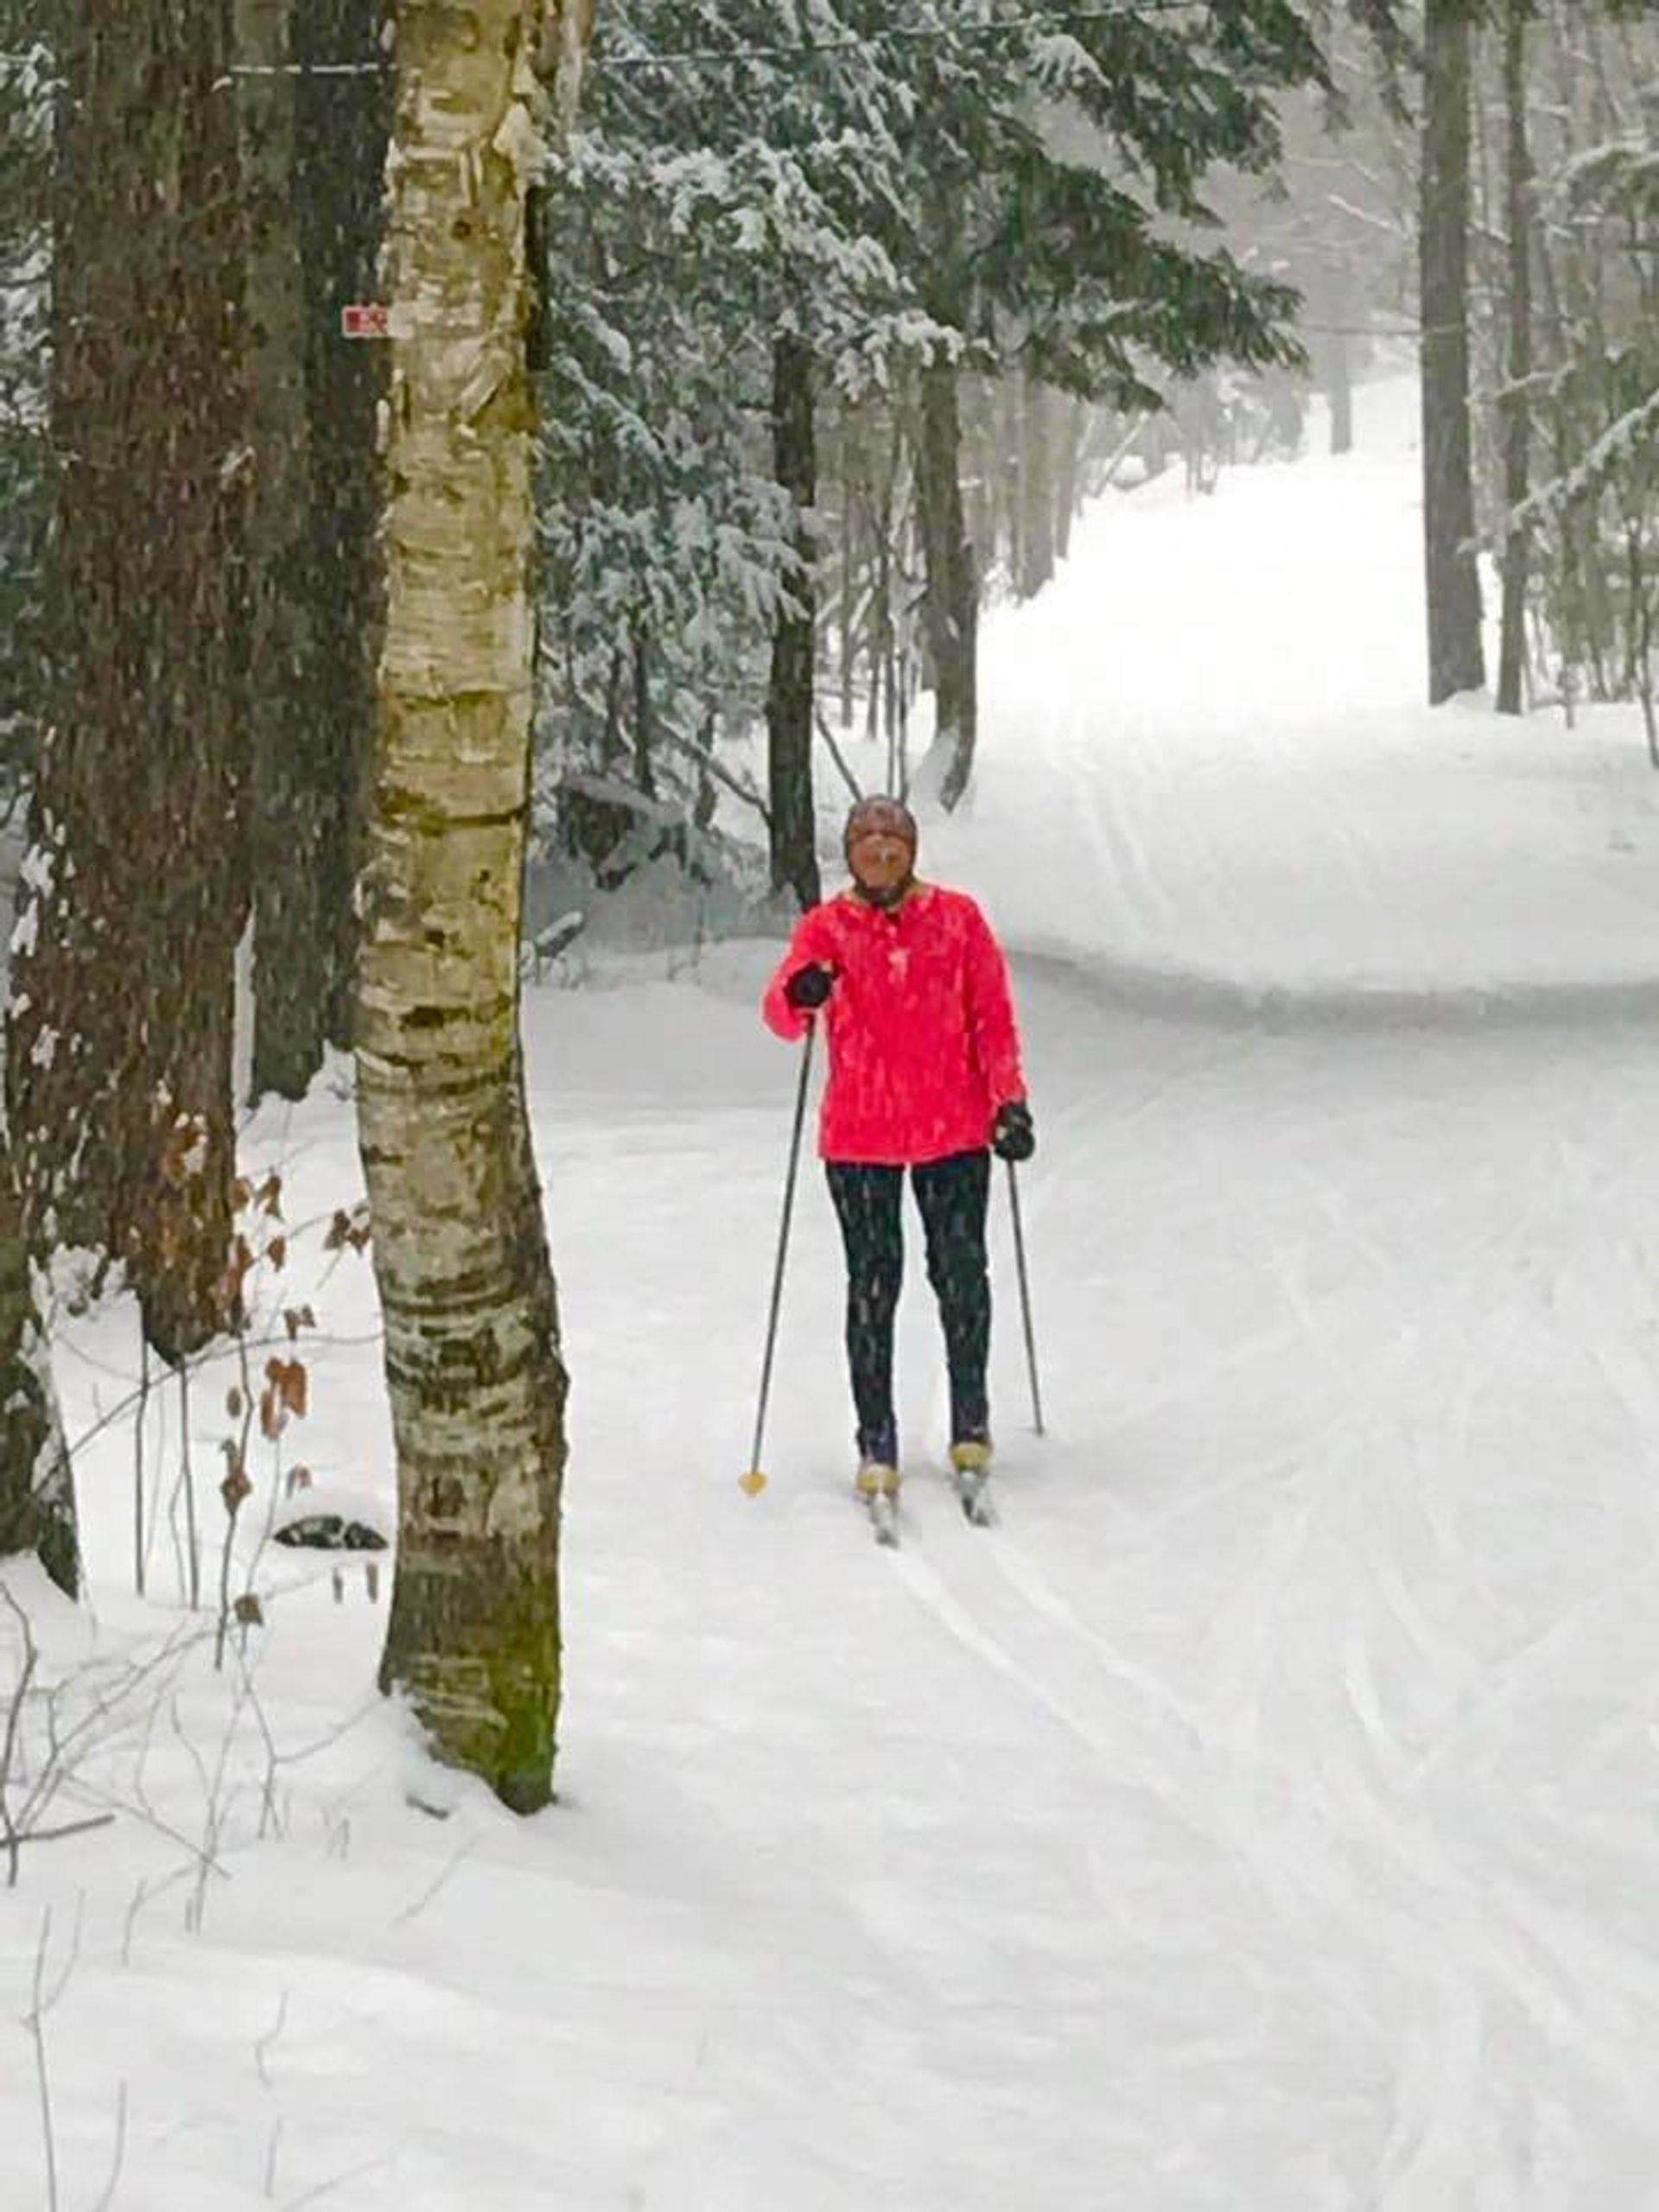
[279, 0, 389, 1070]
[632, 620, 655, 798]
[1420, 0, 1486, 704]
[1053, 397, 1086, 563]
[1019, 373, 1057, 598]
[239, 0, 320, 1103]
[766, 331, 821, 910]
[601, 640, 626, 772]
[1325, 324, 1354, 455]
[916, 353, 977, 811]
[1496, 0, 1533, 717]
[0, 1134, 74, 1596]
[10, 0, 246, 1365]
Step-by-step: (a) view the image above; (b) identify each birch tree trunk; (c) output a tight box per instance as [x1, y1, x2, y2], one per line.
[360, 0, 579, 1815]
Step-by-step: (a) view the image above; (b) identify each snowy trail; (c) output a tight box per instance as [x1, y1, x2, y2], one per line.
[20, 368, 1659, 2205]
[20, 947, 1659, 2209]
[533, 949, 1659, 2208]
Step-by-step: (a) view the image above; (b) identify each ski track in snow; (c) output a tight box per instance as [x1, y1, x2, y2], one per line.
[891, 955, 1659, 2192]
[19, 375, 1659, 2205]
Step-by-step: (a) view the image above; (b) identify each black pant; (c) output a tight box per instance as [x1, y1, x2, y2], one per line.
[825, 1149, 992, 1458]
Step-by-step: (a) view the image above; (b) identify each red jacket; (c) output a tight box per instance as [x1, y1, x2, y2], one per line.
[762, 883, 1027, 1165]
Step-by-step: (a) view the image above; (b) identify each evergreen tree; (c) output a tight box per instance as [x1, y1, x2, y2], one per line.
[853, 2, 1392, 803]
[549, 3, 1397, 829]
[541, 2, 912, 900]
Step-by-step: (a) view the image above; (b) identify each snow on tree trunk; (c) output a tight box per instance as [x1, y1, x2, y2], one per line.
[360, 0, 573, 1815]
[916, 353, 977, 813]
[1495, 0, 1533, 720]
[0, 1130, 74, 1597]
[9, 0, 246, 1365]
[766, 330, 821, 911]
[1419, 0, 1485, 705]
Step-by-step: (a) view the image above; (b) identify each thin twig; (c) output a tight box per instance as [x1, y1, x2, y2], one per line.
[813, 709, 864, 802]
[0, 1580, 41, 1885]
[89, 2080, 129, 2212]
[392, 1836, 476, 1926]
[6, 1810, 116, 1848]
[180, 1364, 200, 1610]
[27, 1904, 60, 2212]
[254, 1991, 289, 2088]
[281, 2154, 395, 2211]
[24, 1896, 81, 2212]
[134, 1335, 149, 1598]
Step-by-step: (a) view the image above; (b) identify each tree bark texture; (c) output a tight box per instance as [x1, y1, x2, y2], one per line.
[766, 330, 821, 910]
[1420, 0, 1486, 703]
[278, 0, 392, 1076]
[1496, 0, 1533, 718]
[10, 0, 246, 1364]
[0, 1131, 75, 1595]
[238, 0, 323, 1101]
[916, 353, 977, 810]
[360, 0, 572, 1815]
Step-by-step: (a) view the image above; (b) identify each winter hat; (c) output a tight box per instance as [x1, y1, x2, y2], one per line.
[843, 795, 918, 859]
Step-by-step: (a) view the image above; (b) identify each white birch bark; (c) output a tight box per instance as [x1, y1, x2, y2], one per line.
[359, 0, 578, 1813]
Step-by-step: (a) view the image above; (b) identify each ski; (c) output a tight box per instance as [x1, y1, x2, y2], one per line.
[950, 1470, 997, 1526]
[865, 1492, 900, 1547]
[946, 1446, 997, 1527]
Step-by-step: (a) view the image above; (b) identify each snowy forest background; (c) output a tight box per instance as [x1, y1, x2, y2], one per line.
[8, 3, 1659, 2202]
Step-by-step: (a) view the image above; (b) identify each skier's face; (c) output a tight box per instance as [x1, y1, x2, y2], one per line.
[849, 830, 913, 899]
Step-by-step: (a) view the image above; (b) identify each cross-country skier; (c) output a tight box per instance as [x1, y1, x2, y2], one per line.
[761, 794, 1034, 1518]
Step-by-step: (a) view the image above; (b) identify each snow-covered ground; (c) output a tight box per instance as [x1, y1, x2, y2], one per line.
[10, 373, 1659, 2208]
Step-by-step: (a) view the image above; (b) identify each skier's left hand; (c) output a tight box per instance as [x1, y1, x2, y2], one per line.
[991, 1099, 1034, 1163]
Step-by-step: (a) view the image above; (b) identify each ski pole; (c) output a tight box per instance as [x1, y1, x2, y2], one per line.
[741, 1020, 817, 1495]
[1005, 1158, 1046, 1437]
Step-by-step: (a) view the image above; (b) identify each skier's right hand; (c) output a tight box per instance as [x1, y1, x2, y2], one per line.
[784, 964, 835, 1012]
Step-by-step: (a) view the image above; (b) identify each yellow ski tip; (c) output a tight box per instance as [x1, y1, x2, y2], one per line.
[739, 1469, 768, 1498]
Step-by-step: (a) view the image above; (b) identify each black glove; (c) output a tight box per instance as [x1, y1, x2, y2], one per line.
[784, 964, 834, 1012]
[991, 1100, 1034, 1164]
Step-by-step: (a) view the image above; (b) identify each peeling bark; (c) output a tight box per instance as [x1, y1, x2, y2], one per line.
[360, 0, 577, 1815]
